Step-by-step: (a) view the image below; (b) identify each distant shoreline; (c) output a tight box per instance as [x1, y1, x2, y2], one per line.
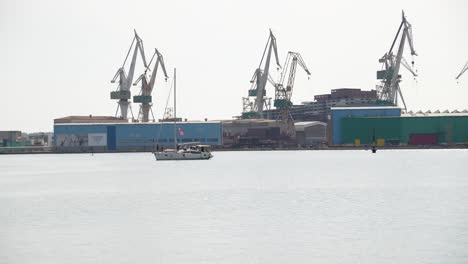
[1, 145, 467, 155]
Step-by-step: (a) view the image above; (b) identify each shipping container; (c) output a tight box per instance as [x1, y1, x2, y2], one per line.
[409, 134, 438, 145]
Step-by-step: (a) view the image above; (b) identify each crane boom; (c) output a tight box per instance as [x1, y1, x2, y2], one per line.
[242, 29, 281, 119]
[274, 51, 311, 137]
[149, 49, 168, 88]
[377, 11, 417, 111]
[456, 61, 468, 80]
[126, 31, 147, 91]
[256, 29, 281, 117]
[110, 30, 147, 120]
[279, 52, 310, 94]
[133, 48, 169, 122]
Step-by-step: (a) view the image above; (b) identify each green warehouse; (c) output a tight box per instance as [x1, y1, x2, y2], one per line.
[341, 114, 468, 146]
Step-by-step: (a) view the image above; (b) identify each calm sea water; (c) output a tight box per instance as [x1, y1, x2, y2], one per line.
[0, 150, 467, 264]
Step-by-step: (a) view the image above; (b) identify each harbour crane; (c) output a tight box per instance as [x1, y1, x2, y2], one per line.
[274, 51, 311, 136]
[376, 11, 417, 112]
[455, 61, 468, 81]
[242, 29, 281, 119]
[133, 48, 168, 122]
[110, 30, 148, 120]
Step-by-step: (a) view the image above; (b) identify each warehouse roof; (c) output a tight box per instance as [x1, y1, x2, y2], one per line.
[294, 121, 326, 132]
[220, 119, 277, 124]
[54, 120, 222, 126]
[54, 115, 128, 124]
[402, 112, 468, 117]
[55, 115, 122, 120]
[330, 106, 401, 110]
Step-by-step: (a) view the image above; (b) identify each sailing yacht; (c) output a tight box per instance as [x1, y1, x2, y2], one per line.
[155, 145, 213, 160]
[153, 68, 213, 161]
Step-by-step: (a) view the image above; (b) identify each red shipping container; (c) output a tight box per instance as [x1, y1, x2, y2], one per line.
[409, 134, 438, 145]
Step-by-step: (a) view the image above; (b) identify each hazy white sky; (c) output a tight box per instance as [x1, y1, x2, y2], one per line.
[1, 0, 467, 132]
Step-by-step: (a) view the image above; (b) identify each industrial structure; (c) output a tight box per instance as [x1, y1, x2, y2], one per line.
[330, 106, 468, 146]
[330, 106, 401, 145]
[110, 30, 148, 120]
[376, 11, 417, 111]
[0, 131, 23, 147]
[0, 131, 53, 148]
[274, 51, 311, 136]
[54, 122, 222, 152]
[222, 119, 284, 147]
[242, 29, 281, 119]
[456, 61, 468, 81]
[133, 48, 168, 122]
[222, 119, 326, 148]
[54, 115, 127, 124]
[294, 122, 327, 147]
[5, 12, 468, 154]
[265, 88, 378, 122]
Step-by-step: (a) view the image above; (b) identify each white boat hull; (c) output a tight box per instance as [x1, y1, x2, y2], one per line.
[153, 150, 212, 160]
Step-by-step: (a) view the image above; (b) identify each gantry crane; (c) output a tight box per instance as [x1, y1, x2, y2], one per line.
[456, 61, 468, 81]
[242, 29, 281, 119]
[133, 48, 168, 122]
[111, 30, 148, 120]
[274, 52, 311, 136]
[376, 11, 417, 112]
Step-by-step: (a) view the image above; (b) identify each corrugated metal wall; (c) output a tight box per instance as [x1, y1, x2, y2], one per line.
[54, 122, 222, 151]
[331, 107, 401, 145]
[340, 116, 468, 145]
[341, 117, 401, 144]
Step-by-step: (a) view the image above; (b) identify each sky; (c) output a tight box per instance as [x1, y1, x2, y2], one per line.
[1, 0, 467, 132]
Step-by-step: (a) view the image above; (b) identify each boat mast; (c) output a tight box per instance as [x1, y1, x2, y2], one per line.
[173, 68, 177, 150]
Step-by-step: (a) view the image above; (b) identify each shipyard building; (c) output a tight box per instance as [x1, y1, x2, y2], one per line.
[330, 107, 468, 146]
[265, 88, 378, 122]
[294, 121, 327, 147]
[54, 116, 222, 152]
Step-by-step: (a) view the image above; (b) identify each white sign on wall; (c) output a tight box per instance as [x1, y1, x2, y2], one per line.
[88, 133, 107, 146]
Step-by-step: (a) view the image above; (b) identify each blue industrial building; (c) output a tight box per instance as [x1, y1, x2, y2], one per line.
[54, 122, 222, 151]
[330, 106, 401, 145]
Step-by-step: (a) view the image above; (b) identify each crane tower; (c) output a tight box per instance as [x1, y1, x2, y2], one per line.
[133, 48, 168, 122]
[274, 52, 311, 136]
[242, 29, 281, 119]
[376, 11, 417, 112]
[110, 30, 148, 120]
